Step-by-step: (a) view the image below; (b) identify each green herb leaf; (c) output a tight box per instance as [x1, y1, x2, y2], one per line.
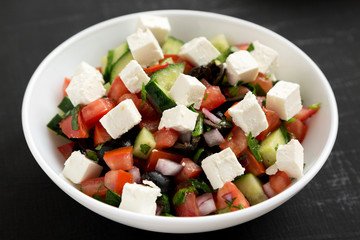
[247, 132, 263, 163]
[246, 43, 255, 52]
[140, 144, 151, 155]
[172, 186, 197, 206]
[92, 184, 121, 207]
[279, 123, 290, 143]
[187, 178, 212, 193]
[286, 117, 296, 124]
[70, 105, 80, 131]
[203, 93, 209, 101]
[308, 102, 321, 110]
[193, 147, 205, 164]
[192, 113, 204, 137]
[141, 82, 147, 103]
[86, 150, 98, 162]
[156, 194, 171, 215]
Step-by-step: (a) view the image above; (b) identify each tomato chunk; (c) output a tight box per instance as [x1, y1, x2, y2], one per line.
[104, 170, 133, 195]
[294, 106, 319, 122]
[81, 98, 115, 129]
[174, 158, 202, 183]
[249, 73, 273, 93]
[215, 181, 249, 212]
[107, 75, 130, 102]
[154, 127, 180, 149]
[59, 110, 89, 139]
[174, 182, 201, 217]
[62, 77, 71, 97]
[235, 43, 250, 51]
[57, 142, 76, 159]
[269, 171, 292, 194]
[81, 177, 107, 198]
[139, 116, 161, 133]
[200, 79, 226, 111]
[241, 148, 266, 177]
[146, 149, 183, 171]
[143, 63, 169, 74]
[256, 107, 282, 141]
[219, 126, 248, 158]
[103, 146, 133, 171]
[284, 118, 308, 143]
[93, 122, 111, 146]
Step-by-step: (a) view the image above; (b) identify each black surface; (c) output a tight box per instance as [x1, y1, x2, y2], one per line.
[2, 0, 360, 239]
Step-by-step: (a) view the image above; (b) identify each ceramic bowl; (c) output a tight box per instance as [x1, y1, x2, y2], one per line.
[22, 10, 338, 233]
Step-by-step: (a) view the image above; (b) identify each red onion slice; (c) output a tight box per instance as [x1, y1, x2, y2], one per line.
[222, 192, 233, 203]
[155, 158, 184, 176]
[202, 108, 221, 124]
[203, 128, 225, 147]
[196, 193, 216, 216]
[128, 166, 141, 184]
[263, 182, 276, 198]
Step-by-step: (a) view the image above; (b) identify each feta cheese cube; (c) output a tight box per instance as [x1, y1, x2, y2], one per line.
[250, 40, 279, 74]
[179, 37, 220, 66]
[158, 105, 198, 133]
[127, 28, 164, 67]
[226, 50, 259, 85]
[119, 60, 150, 93]
[100, 99, 142, 139]
[275, 139, 304, 179]
[228, 91, 268, 137]
[65, 62, 106, 106]
[266, 80, 302, 121]
[62, 150, 103, 184]
[119, 182, 161, 215]
[169, 74, 206, 109]
[137, 15, 171, 45]
[201, 148, 245, 189]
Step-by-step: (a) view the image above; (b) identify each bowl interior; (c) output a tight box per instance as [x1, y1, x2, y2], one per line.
[22, 10, 338, 233]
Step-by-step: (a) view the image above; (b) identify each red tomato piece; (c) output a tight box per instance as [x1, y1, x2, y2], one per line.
[117, 92, 141, 106]
[143, 63, 169, 74]
[104, 169, 133, 195]
[249, 73, 273, 93]
[81, 98, 115, 129]
[93, 122, 111, 146]
[215, 181, 249, 212]
[139, 100, 158, 119]
[256, 107, 282, 141]
[139, 116, 161, 133]
[153, 127, 180, 149]
[57, 142, 76, 159]
[200, 79, 226, 111]
[146, 149, 183, 171]
[174, 158, 202, 183]
[241, 148, 266, 177]
[62, 77, 71, 97]
[59, 110, 89, 139]
[107, 75, 130, 102]
[174, 182, 201, 217]
[219, 126, 248, 158]
[81, 177, 107, 198]
[284, 118, 308, 143]
[235, 43, 250, 51]
[103, 146, 133, 171]
[294, 107, 319, 122]
[269, 171, 292, 194]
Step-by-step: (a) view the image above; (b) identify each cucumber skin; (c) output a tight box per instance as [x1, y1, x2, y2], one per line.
[162, 36, 184, 54]
[259, 128, 286, 167]
[234, 173, 268, 205]
[145, 80, 176, 113]
[109, 50, 134, 84]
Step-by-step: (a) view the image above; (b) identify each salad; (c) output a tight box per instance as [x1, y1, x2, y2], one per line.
[47, 14, 320, 217]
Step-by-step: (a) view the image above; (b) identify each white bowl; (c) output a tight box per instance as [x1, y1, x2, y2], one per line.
[22, 10, 338, 233]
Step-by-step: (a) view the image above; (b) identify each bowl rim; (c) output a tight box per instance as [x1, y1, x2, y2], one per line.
[22, 9, 338, 233]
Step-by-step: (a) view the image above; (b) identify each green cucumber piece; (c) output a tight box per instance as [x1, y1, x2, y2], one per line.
[145, 80, 176, 113]
[47, 114, 65, 136]
[210, 34, 230, 53]
[133, 127, 156, 159]
[112, 42, 129, 64]
[150, 63, 185, 92]
[234, 173, 268, 205]
[259, 128, 286, 167]
[161, 36, 184, 54]
[101, 42, 129, 82]
[57, 96, 74, 113]
[109, 50, 134, 83]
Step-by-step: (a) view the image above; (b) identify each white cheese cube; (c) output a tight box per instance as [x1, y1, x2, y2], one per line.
[276, 139, 304, 179]
[100, 99, 142, 139]
[158, 105, 198, 133]
[228, 91, 268, 137]
[62, 151, 103, 184]
[250, 40, 279, 74]
[169, 74, 206, 109]
[137, 15, 171, 45]
[65, 61, 106, 106]
[127, 28, 164, 67]
[226, 50, 259, 85]
[201, 148, 245, 189]
[179, 37, 220, 66]
[119, 60, 150, 93]
[119, 183, 161, 215]
[266, 80, 302, 121]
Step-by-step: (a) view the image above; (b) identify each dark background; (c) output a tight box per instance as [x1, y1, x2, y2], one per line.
[1, 0, 359, 239]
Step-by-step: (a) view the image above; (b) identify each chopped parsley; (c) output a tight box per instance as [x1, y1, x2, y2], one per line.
[140, 144, 151, 155]
[246, 43, 255, 52]
[247, 132, 263, 163]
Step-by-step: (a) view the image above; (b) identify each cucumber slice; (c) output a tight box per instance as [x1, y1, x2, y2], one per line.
[259, 128, 286, 167]
[101, 42, 129, 78]
[133, 127, 156, 159]
[162, 36, 184, 54]
[109, 50, 134, 83]
[210, 34, 230, 53]
[234, 173, 268, 205]
[112, 42, 129, 64]
[145, 80, 176, 113]
[150, 63, 185, 92]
